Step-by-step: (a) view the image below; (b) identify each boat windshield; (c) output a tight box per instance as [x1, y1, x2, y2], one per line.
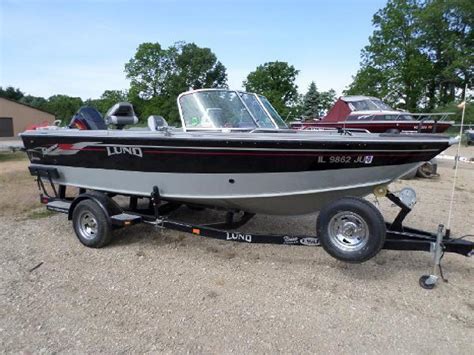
[179, 90, 257, 130]
[350, 99, 393, 111]
[239, 92, 275, 129]
[258, 95, 288, 129]
[371, 99, 393, 110]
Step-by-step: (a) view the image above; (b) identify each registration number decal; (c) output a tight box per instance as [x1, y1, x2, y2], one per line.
[317, 155, 373, 164]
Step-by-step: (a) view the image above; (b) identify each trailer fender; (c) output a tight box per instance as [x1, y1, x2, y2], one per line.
[68, 191, 122, 221]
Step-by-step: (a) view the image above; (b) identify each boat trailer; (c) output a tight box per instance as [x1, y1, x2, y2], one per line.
[31, 167, 473, 290]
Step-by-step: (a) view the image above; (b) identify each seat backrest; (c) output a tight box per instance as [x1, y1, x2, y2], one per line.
[105, 102, 138, 128]
[147, 115, 168, 131]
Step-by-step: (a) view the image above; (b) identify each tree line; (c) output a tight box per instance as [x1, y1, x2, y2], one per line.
[0, 42, 335, 125]
[346, 0, 472, 122]
[1, 0, 471, 125]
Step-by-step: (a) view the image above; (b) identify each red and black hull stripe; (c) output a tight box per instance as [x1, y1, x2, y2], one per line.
[22, 135, 449, 174]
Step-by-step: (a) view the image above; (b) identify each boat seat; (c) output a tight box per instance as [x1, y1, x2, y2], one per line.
[105, 102, 139, 128]
[147, 115, 168, 131]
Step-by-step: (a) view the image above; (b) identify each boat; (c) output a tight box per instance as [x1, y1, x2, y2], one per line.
[21, 89, 453, 216]
[21, 89, 474, 272]
[290, 95, 454, 133]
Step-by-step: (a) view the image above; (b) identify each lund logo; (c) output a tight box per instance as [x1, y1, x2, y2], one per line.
[106, 146, 143, 158]
[226, 232, 252, 243]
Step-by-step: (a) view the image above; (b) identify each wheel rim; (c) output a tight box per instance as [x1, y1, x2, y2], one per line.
[327, 211, 369, 251]
[78, 211, 98, 240]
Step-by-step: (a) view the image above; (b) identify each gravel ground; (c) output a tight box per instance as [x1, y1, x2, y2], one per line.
[0, 146, 473, 354]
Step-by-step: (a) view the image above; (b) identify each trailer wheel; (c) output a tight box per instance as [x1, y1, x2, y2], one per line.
[72, 200, 112, 248]
[316, 197, 386, 263]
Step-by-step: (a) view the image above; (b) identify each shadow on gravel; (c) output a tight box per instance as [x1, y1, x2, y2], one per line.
[110, 224, 182, 247]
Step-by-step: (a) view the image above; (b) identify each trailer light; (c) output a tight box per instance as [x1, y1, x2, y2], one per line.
[192, 228, 200, 235]
[40, 196, 49, 204]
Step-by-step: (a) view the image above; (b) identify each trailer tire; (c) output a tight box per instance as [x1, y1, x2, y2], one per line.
[316, 197, 386, 263]
[72, 200, 112, 248]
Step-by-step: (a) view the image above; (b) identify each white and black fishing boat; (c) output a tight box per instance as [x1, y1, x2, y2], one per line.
[20, 89, 473, 284]
[22, 89, 451, 215]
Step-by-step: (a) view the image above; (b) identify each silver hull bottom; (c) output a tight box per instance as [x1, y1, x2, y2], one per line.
[38, 163, 421, 215]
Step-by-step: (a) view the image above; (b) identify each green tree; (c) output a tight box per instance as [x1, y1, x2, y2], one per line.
[45, 95, 83, 124]
[345, 66, 390, 99]
[419, 0, 473, 107]
[124, 42, 174, 99]
[346, 0, 431, 111]
[302, 82, 337, 118]
[86, 90, 129, 116]
[0, 86, 52, 113]
[0, 86, 24, 101]
[319, 89, 337, 114]
[126, 91, 175, 123]
[302, 82, 320, 117]
[243, 61, 300, 117]
[346, 0, 472, 111]
[125, 41, 227, 124]
[290, 94, 305, 119]
[20, 95, 49, 111]
[433, 101, 474, 124]
[169, 42, 227, 93]
[162, 42, 228, 123]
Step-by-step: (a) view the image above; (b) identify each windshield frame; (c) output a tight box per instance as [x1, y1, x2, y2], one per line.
[349, 98, 394, 112]
[256, 94, 288, 129]
[178, 89, 259, 131]
[237, 91, 283, 129]
[178, 89, 285, 131]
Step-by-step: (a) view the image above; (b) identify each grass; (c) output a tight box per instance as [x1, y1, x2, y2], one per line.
[0, 151, 28, 162]
[0, 163, 41, 217]
[26, 209, 55, 219]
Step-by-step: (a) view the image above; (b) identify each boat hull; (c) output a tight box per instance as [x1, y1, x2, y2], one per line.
[28, 162, 421, 215]
[21, 130, 449, 215]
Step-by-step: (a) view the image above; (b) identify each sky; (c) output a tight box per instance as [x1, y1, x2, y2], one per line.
[0, 0, 387, 100]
